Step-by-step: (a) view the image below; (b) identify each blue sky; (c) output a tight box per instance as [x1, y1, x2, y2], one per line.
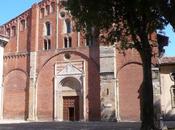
[0, 0, 175, 57]
[163, 24, 175, 57]
[0, 0, 40, 24]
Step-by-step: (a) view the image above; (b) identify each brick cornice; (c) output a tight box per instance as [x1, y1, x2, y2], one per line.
[3, 52, 29, 60]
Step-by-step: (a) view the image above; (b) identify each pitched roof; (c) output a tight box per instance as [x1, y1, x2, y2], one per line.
[160, 57, 175, 65]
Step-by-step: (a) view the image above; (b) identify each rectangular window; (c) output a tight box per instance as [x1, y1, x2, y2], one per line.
[69, 37, 72, 47]
[64, 37, 72, 48]
[48, 39, 51, 49]
[64, 37, 68, 48]
[43, 39, 51, 50]
[45, 22, 51, 36]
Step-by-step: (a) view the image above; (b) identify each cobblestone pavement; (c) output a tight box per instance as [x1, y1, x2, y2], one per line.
[0, 121, 141, 130]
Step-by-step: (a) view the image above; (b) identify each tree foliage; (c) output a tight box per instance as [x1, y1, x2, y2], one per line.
[67, 0, 168, 41]
[157, 0, 175, 30]
[66, 0, 172, 130]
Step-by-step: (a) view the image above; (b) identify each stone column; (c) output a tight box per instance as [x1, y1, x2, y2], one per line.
[114, 45, 120, 121]
[0, 36, 8, 119]
[0, 44, 4, 119]
[28, 52, 38, 121]
[27, 4, 39, 121]
[83, 61, 88, 121]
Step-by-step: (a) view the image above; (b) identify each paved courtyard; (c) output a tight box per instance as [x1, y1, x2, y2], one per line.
[0, 121, 141, 130]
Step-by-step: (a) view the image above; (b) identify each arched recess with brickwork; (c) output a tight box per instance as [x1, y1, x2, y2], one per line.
[3, 69, 28, 119]
[117, 62, 143, 121]
[36, 50, 100, 121]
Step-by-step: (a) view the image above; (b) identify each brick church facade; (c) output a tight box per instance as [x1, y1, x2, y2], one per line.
[0, 0, 168, 122]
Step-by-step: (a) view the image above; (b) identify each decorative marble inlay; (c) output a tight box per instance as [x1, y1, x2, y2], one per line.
[55, 61, 84, 76]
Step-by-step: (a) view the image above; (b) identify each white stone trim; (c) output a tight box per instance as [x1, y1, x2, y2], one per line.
[78, 32, 80, 47]
[83, 60, 88, 121]
[0, 36, 8, 119]
[54, 61, 85, 121]
[0, 46, 4, 119]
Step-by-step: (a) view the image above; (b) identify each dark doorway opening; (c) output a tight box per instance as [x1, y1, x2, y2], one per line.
[69, 107, 75, 121]
[63, 96, 79, 121]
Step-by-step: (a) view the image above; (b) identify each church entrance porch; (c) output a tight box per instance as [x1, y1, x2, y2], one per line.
[54, 62, 86, 121]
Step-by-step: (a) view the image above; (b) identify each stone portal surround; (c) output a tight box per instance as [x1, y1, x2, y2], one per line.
[54, 61, 86, 121]
[0, 36, 9, 119]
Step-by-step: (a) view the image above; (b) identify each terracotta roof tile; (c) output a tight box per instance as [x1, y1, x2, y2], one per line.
[160, 57, 175, 64]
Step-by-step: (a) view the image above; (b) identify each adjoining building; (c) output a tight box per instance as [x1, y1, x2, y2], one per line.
[0, 0, 168, 122]
[160, 57, 175, 120]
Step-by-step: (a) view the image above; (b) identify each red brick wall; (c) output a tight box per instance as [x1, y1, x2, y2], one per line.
[38, 8, 56, 50]
[37, 60, 54, 120]
[116, 42, 159, 121]
[30, 5, 38, 51]
[116, 48, 142, 121]
[36, 47, 100, 120]
[3, 55, 29, 119]
[2, 1, 100, 121]
[3, 70, 28, 119]
[18, 28, 28, 52]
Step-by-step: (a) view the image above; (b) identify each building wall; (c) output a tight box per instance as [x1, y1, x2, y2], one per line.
[0, 0, 162, 122]
[100, 46, 117, 121]
[116, 48, 142, 121]
[1, 0, 101, 121]
[3, 55, 29, 119]
[3, 70, 28, 119]
[160, 64, 175, 120]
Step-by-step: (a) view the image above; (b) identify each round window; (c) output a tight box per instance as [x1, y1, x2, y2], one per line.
[64, 53, 71, 60]
[60, 11, 66, 18]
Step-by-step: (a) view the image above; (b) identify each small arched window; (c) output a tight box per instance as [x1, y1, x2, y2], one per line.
[12, 26, 16, 37]
[6, 28, 10, 37]
[60, 10, 65, 19]
[46, 5, 50, 15]
[20, 20, 26, 31]
[170, 85, 175, 108]
[64, 19, 71, 34]
[40, 8, 45, 18]
[51, 2, 55, 13]
[45, 22, 51, 36]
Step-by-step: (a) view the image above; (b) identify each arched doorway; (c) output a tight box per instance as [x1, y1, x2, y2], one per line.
[61, 77, 81, 121]
[54, 63, 84, 121]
